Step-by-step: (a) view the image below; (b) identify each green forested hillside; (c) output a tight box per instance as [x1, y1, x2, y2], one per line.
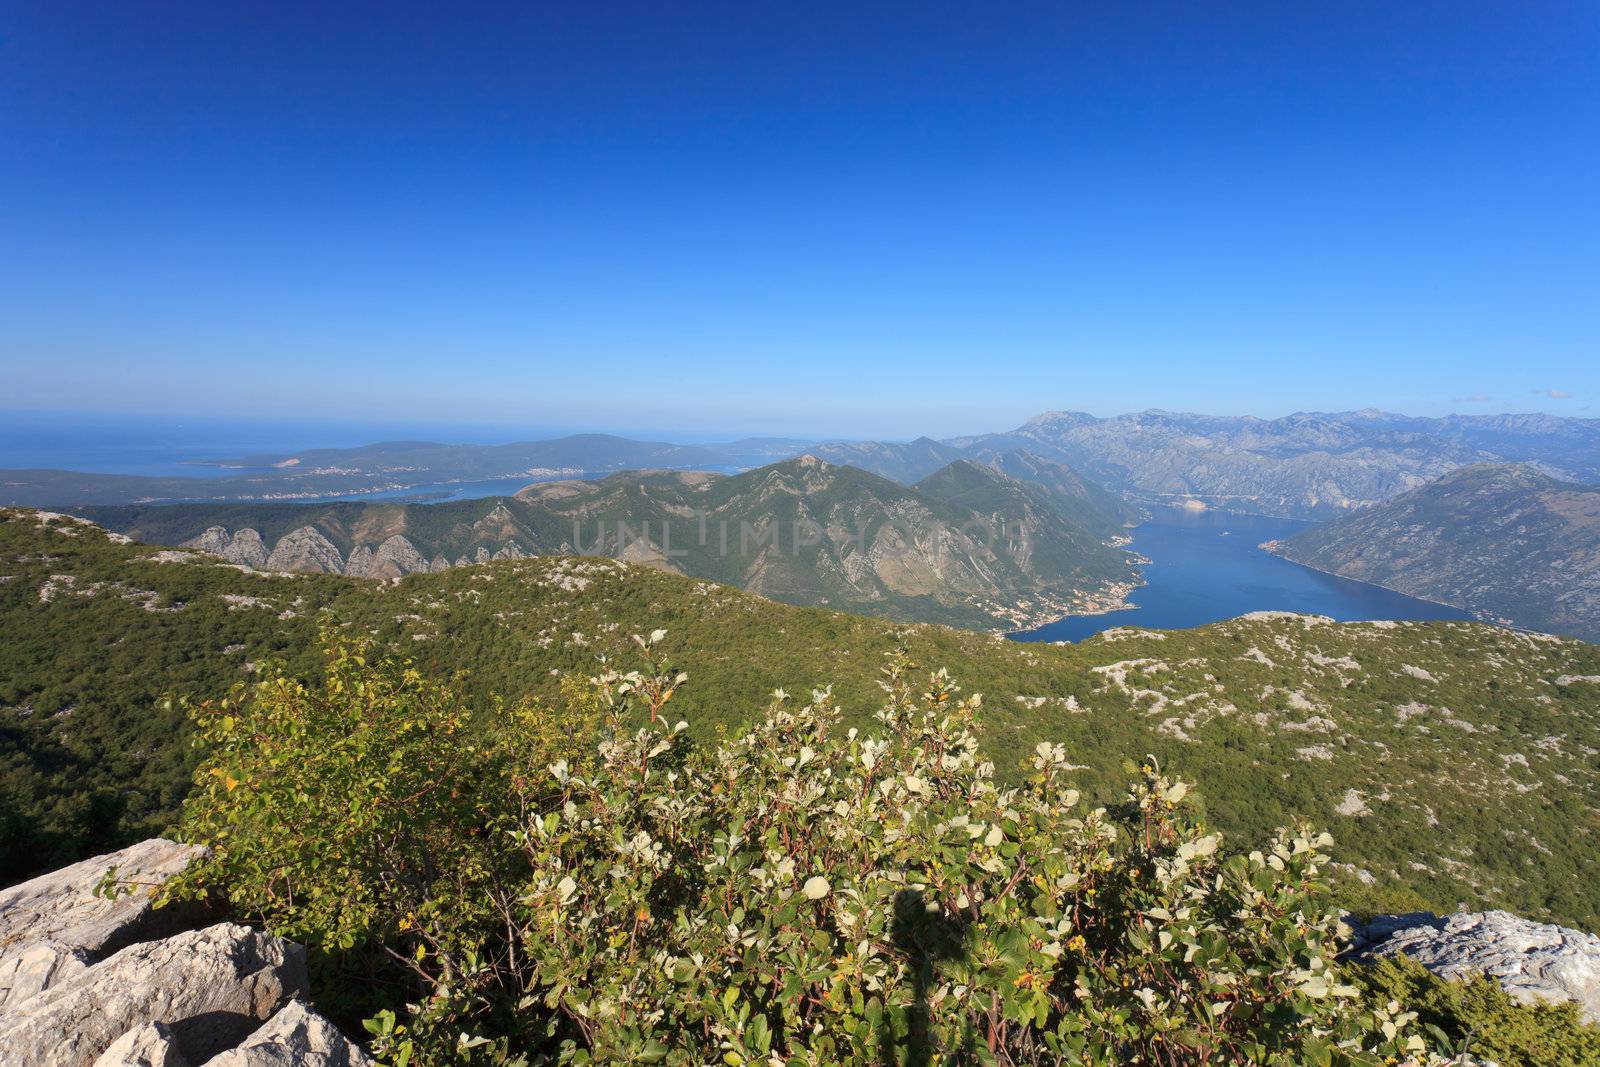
[3, 507, 1599, 932]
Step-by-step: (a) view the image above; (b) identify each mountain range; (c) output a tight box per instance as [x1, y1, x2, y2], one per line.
[819, 409, 1600, 518]
[1266, 464, 1600, 642]
[76, 452, 1141, 630]
[7, 409, 1599, 518]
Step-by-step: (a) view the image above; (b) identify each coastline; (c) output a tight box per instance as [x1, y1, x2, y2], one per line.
[1256, 539, 1488, 621]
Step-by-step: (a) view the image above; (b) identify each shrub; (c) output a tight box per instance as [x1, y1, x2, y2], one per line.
[171, 629, 1447, 1065]
[1348, 955, 1600, 1067]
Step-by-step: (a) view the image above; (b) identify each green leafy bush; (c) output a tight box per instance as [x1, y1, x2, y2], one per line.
[171, 629, 1449, 1065]
[1347, 955, 1600, 1067]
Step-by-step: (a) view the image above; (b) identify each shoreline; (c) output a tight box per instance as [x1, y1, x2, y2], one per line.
[1257, 540, 1483, 620]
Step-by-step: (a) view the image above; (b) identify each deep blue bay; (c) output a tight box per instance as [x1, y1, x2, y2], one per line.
[1011, 507, 1470, 643]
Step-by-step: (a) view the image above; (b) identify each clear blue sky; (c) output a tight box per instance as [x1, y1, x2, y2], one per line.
[1, 2, 1595, 438]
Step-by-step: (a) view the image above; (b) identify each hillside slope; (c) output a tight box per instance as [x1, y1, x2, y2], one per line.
[3, 508, 1598, 933]
[1266, 465, 1600, 642]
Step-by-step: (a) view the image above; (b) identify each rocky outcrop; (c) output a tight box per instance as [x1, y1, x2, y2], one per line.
[183, 527, 232, 556]
[492, 539, 528, 561]
[344, 535, 431, 579]
[181, 528, 269, 569]
[263, 527, 345, 575]
[224, 529, 270, 569]
[177, 525, 524, 580]
[0, 923, 307, 1066]
[0, 840, 366, 1067]
[1347, 910, 1600, 1023]
[0, 838, 205, 1012]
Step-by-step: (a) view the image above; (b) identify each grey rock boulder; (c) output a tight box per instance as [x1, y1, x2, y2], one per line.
[1348, 909, 1600, 1023]
[0, 922, 308, 1067]
[205, 1000, 373, 1066]
[0, 838, 204, 1011]
[92, 1022, 190, 1067]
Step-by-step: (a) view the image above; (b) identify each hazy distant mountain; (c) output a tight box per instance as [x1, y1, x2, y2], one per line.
[951, 409, 1600, 518]
[1265, 464, 1600, 641]
[11, 408, 1599, 518]
[84, 456, 1140, 630]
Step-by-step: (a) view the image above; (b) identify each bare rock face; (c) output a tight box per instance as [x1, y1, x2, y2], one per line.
[342, 545, 375, 578]
[92, 1022, 189, 1067]
[1348, 910, 1600, 1023]
[0, 838, 204, 1012]
[205, 1000, 374, 1067]
[180, 528, 269, 569]
[222, 529, 269, 569]
[182, 527, 232, 556]
[366, 535, 430, 578]
[0, 922, 308, 1067]
[492, 539, 528, 561]
[263, 527, 345, 575]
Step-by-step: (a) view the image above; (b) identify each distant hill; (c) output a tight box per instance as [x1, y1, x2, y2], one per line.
[1264, 464, 1600, 642]
[79, 456, 1141, 630]
[5, 507, 1599, 934]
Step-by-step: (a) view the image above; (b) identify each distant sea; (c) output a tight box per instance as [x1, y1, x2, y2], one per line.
[1012, 507, 1471, 642]
[0, 411, 569, 478]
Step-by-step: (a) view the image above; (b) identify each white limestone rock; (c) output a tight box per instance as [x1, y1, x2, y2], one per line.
[0, 838, 204, 1012]
[367, 535, 430, 578]
[0, 922, 308, 1067]
[205, 1000, 373, 1066]
[1349, 910, 1600, 1023]
[92, 1022, 189, 1067]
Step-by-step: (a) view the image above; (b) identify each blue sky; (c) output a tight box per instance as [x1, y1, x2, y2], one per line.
[1, 2, 1595, 439]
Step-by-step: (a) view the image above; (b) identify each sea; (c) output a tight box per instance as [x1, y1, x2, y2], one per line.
[1010, 507, 1470, 642]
